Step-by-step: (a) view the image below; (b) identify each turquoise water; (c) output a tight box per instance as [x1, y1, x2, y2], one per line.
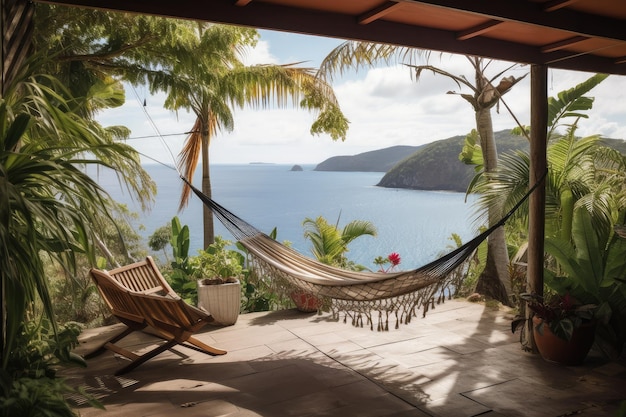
[98, 163, 479, 271]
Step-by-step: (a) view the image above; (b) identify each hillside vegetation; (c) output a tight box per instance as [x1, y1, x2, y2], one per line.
[314, 145, 422, 172]
[379, 130, 529, 192]
[314, 130, 626, 192]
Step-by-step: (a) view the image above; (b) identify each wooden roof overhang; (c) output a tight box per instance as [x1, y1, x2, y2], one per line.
[35, 0, 626, 76]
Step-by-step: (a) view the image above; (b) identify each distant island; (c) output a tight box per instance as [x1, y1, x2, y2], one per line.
[314, 129, 626, 192]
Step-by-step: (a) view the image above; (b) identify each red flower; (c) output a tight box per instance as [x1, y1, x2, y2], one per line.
[388, 252, 401, 266]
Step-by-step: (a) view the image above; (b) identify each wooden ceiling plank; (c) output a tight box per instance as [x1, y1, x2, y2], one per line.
[540, 35, 589, 53]
[405, 0, 626, 43]
[456, 19, 503, 41]
[358, 1, 402, 25]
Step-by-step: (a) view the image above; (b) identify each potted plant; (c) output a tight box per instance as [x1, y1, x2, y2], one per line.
[515, 292, 597, 365]
[193, 237, 244, 326]
[513, 207, 626, 363]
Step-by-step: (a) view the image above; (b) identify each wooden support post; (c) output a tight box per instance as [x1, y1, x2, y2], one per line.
[524, 64, 548, 352]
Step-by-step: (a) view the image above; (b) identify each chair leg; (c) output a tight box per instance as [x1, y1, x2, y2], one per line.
[114, 340, 178, 376]
[84, 326, 139, 359]
[184, 336, 227, 356]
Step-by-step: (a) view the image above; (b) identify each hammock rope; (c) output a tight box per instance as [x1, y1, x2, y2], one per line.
[181, 172, 546, 329]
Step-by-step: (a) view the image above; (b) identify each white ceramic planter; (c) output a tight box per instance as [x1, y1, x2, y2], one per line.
[197, 279, 241, 326]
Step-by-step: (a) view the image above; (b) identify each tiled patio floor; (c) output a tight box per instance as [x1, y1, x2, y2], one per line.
[63, 299, 626, 417]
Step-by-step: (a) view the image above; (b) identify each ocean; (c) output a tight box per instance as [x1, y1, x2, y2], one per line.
[98, 163, 479, 271]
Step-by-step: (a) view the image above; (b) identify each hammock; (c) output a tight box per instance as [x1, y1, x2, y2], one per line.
[181, 175, 543, 329]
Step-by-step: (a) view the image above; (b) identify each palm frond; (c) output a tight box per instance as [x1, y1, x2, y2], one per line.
[547, 73, 609, 137]
[317, 41, 424, 82]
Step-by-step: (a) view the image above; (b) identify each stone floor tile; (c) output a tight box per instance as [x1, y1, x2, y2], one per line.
[65, 300, 626, 417]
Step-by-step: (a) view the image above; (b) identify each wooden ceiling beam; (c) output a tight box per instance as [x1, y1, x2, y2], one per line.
[358, 1, 402, 25]
[545, 43, 625, 65]
[615, 57, 626, 65]
[540, 35, 589, 53]
[457, 19, 503, 41]
[542, 0, 580, 13]
[405, 0, 626, 43]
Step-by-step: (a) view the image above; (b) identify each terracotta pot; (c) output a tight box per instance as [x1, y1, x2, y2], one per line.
[290, 290, 321, 313]
[197, 279, 241, 326]
[532, 316, 596, 366]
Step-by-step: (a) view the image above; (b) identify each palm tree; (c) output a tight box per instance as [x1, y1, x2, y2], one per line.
[475, 74, 621, 243]
[302, 215, 377, 270]
[318, 43, 525, 304]
[148, 25, 348, 248]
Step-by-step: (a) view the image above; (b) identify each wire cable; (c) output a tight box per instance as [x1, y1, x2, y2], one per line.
[129, 84, 182, 176]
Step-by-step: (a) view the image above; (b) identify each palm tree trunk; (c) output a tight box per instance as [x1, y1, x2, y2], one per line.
[474, 108, 512, 305]
[201, 128, 215, 248]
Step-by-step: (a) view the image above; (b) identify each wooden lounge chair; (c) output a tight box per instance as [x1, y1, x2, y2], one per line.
[87, 257, 226, 375]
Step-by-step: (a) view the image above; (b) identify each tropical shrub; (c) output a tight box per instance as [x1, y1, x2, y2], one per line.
[544, 207, 626, 358]
[162, 217, 197, 304]
[1, 50, 153, 414]
[237, 229, 292, 313]
[0, 319, 102, 416]
[302, 215, 377, 270]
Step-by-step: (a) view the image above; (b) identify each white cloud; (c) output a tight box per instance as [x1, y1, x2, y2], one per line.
[241, 40, 277, 65]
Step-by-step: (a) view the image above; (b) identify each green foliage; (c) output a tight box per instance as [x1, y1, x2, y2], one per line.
[519, 292, 596, 341]
[3, 319, 85, 379]
[544, 207, 626, 357]
[50, 204, 147, 326]
[381, 130, 529, 192]
[1, 377, 81, 417]
[452, 230, 488, 297]
[302, 215, 377, 270]
[0, 319, 102, 416]
[163, 217, 196, 304]
[459, 129, 484, 168]
[148, 223, 172, 261]
[547, 73, 609, 138]
[191, 237, 244, 281]
[237, 229, 293, 313]
[238, 256, 282, 313]
[143, 23, 348, 245]
[171, 216, 190, 262]
[1, 52, 156, 370]
[161, 218, 248, 305]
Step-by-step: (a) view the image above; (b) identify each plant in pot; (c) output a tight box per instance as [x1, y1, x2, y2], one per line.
[515, 292, 597, 365]
[193, 236, 244, 326]
[514, 207, 626, 364]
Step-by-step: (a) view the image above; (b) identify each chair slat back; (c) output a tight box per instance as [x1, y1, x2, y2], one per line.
[108, 257, 176, 297]
[89, 268, 144, 324]
[124, 293, 211, 342]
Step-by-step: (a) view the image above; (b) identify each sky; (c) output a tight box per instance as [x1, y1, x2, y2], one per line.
[96, 30, 626, 166]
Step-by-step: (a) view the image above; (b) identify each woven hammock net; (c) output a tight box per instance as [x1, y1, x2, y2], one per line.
[182, 177, 539, 330]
